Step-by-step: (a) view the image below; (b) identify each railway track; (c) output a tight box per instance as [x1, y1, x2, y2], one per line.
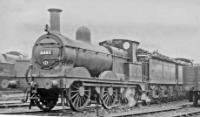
[0, 102, 69, 110]
[110, 104, 200, 117]
[153, 106, 200, 117]
[3, 108, 74, 116]
[1, 104, 194, 117]
[2, 106, 97, 116]
[174, 111, 200, 117]
[0, 102, 28, 108]
[0, 100, 194, 117]
[0, 99, 198, 117]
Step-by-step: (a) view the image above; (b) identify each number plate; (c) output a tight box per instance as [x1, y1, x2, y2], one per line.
[40, 50, 53, 55]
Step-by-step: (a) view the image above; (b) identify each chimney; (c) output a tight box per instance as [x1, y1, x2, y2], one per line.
[48, 8, 62, 32]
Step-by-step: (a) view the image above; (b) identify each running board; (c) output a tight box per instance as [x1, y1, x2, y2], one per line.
[82, 82, 137, 88]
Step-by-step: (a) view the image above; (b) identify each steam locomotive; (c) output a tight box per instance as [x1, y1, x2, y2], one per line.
[25, 8, 192, 111]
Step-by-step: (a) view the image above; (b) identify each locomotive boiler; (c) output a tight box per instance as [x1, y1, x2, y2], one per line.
[25, 8, 192, 112]
[33, 27, 113, 77]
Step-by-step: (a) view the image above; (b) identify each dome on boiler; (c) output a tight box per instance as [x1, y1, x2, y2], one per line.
[76, 26, 91, 43]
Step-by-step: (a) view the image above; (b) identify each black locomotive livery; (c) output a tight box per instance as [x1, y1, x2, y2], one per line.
[24, 8, 193, 111]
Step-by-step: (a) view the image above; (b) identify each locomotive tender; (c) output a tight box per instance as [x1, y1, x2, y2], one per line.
[25, 8, 192, 111]
[183, 65, 200, 106]
[137, 49, 192, 100]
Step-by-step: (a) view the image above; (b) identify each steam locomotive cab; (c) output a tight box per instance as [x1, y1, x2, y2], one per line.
[99, 39, 143, 82]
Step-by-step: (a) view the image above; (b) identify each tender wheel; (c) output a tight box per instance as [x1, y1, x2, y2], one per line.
[193, 91, 198, 106]
[100, 87, 117, 109]
[151, 86, 159, 99]
[34, 94, 57, 112]
[68, 82, 91, 111]
[188, 91, 193, 102]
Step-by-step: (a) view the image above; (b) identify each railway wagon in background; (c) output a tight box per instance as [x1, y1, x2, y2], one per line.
[0, 52, 30, 90]
[183, 65, 200, 106]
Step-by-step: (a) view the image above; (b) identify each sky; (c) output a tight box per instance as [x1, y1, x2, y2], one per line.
[0, 0, 200, 62]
